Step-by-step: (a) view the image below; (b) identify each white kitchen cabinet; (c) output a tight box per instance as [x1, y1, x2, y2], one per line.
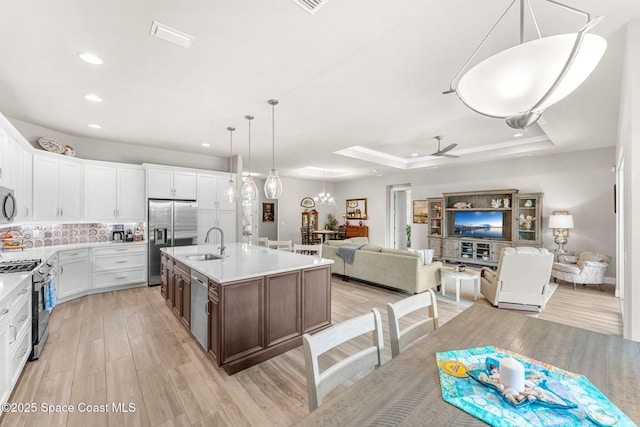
[147, 167, 196, 200]
[58, 249, 90, 301]
[33, 154, 83, 221]
[84, 163, 145, 221]
[196, 172, 237, 211]
[15, 149, 33, 221]
[92, 245, 147, 289]
[0, 128, 7, 187]
[197, 209, 236, 245]
[0, 277, 31, 406]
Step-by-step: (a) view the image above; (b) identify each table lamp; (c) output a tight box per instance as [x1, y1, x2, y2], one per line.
[549, 214, 574, 253]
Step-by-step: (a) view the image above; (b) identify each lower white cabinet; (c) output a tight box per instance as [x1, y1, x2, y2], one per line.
[0, 277, 32, 406]
[58, 249, 90, 301]
[92, 245, 147, 289]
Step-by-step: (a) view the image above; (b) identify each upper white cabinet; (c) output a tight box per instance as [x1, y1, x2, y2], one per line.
[15, 150, 33, 221]
[196, 173, 237, 211]
[0, 129, 7, 187]
[84, 163, 145, 221]
[147, 166, 196, 200]
[33, 155, 83, 221]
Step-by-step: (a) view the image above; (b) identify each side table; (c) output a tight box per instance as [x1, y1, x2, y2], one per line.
[552, 250, 575, 262]
[440, 267, 480, 302]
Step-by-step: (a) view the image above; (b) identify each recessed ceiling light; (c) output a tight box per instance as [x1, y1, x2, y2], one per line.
[513, 133, 524, 137]
[201, 143, 210, 147]
[410, 153, 419, 157]
[79, 52, 103, 65]
[87, 123, 101, 129]
[84, 94, 102, 102]
[371, 169, 377, 173]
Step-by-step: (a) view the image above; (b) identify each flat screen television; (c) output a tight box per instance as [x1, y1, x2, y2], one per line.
[453, 211, 504, 238]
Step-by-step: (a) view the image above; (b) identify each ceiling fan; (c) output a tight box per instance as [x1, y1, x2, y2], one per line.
[430, 135, 459, 158]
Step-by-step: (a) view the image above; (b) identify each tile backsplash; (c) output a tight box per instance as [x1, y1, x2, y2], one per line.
[0, 222, 145, 249]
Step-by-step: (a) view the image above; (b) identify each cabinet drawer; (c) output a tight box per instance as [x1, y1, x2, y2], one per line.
[10, 327, 31, 386]
[93, 268, 146, 288]
[93, 253, 146, 271]
[11, 296, 31, 339]
[93, 245, 146, 257]
[59, 249, 90, 262]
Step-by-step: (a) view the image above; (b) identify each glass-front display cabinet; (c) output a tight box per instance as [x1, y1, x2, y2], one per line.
[302, 209, 318, 230]
[514, 193, 543, 247]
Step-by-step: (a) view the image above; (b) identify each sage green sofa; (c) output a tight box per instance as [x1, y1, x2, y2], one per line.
[322, 238, 442, 294]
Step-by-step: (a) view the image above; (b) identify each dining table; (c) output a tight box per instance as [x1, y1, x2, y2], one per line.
[295, 303, 640, 426]
[313, 229, 337, 243]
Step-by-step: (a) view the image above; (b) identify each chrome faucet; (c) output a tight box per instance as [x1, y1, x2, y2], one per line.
[204, 227, 225, 256]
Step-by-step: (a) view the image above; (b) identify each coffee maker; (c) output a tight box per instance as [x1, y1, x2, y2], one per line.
[112, 224, 124, 242]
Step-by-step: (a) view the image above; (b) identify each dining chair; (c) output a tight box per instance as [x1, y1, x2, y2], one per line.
[244, 236, 268, 246]
[302, 308, 385, 411]
[301, 226, 321, 245]
[293, 244, 322, 258]
[386, 289, 438, 358]
[267, 240, 293, 251]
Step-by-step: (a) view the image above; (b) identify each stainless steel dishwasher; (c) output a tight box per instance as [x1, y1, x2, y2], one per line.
[190, 270, 208, 350]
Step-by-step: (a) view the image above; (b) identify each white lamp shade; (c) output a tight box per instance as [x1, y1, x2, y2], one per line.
[549, 214, 574, 229]
[457, 33, 607, 119]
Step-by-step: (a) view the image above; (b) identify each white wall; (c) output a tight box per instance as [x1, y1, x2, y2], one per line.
[331, 148, 617, 276]
[617, 19, 640, 342]
[9, 117, 227, 171]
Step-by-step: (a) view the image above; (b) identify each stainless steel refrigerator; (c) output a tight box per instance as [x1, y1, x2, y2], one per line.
[148, 199, 198, 286]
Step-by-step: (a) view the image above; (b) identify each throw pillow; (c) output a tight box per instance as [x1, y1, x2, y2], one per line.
[406, 248, 425, 264]
[422, 249, 434, 265]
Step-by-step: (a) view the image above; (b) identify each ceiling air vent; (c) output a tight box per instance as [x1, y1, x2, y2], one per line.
[150, 20, 195, 49]
[290, 0, 329, 15]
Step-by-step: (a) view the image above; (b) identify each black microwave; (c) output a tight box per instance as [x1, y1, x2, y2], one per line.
[0, 186, 17, 224]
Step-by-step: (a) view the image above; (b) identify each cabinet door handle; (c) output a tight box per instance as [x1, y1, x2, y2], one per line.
[205, 300, 209, 315]
[60, 208, 64, 216]
[69, 252, 79, 256]
[114, 209, 117, 218]
[18, 314, 28, 323]
[17, 347, 27, 358]
[25, 207, 29, 216]
[115, 248, 128, 252]
[115, 260, 128, 264]
[0, 308, 8, 316]
[60, 265, 64, 275]
[19, 287, 28, 295]
[9, 325, 16, 344]
[115, 275, 128, 280]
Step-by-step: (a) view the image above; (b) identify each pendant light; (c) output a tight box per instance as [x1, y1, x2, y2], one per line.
[241, 115, 258, 205]
[313, 169, 334, 205]
[225, 126, 237, 203]
[264, 99, 283, 199]
[444, 0, 606, 129]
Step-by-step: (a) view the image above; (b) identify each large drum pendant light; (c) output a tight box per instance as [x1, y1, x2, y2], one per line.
[264, 99, 283, 199]
[241, 115, 258, 206]
[225, 126, 237, 204]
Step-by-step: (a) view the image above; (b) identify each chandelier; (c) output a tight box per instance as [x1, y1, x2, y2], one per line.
[444, 0, 606, 129]
[313, 169, 334, 206]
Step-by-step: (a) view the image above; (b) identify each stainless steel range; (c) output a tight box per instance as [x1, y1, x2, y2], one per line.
[0, 259, 41, 274]
[30, 258, 55, 360]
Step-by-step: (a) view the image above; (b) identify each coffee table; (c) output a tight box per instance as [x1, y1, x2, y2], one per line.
[440, 266, 480, 302]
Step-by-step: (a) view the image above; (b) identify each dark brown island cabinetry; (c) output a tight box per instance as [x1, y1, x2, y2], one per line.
[161, 252, 332, 374]
[160, 253, 191, 328]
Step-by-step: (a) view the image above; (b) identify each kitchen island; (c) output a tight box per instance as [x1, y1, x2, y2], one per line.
[160, 243, 333, 374]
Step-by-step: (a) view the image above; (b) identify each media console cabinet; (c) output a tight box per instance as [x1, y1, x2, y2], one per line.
[428, 189, 543, 267]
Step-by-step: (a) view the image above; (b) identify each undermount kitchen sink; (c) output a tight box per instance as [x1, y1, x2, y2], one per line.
[186, 253, 223, 261]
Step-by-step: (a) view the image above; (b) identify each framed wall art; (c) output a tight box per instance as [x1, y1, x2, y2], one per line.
[413, 200, 429, 224]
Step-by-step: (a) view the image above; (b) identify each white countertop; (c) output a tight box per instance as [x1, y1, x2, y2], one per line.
[0, 241, 147, 304]
[162, 243, 333, 284]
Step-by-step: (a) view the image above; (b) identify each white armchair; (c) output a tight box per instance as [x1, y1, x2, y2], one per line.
[551, 251, 611, 291]
[480, 247, 554, 312]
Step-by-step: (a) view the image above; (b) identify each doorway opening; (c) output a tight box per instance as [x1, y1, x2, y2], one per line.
[389, 185, 411, 250]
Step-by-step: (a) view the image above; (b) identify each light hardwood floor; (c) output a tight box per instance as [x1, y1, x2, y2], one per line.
[0, 277, 622, 426]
